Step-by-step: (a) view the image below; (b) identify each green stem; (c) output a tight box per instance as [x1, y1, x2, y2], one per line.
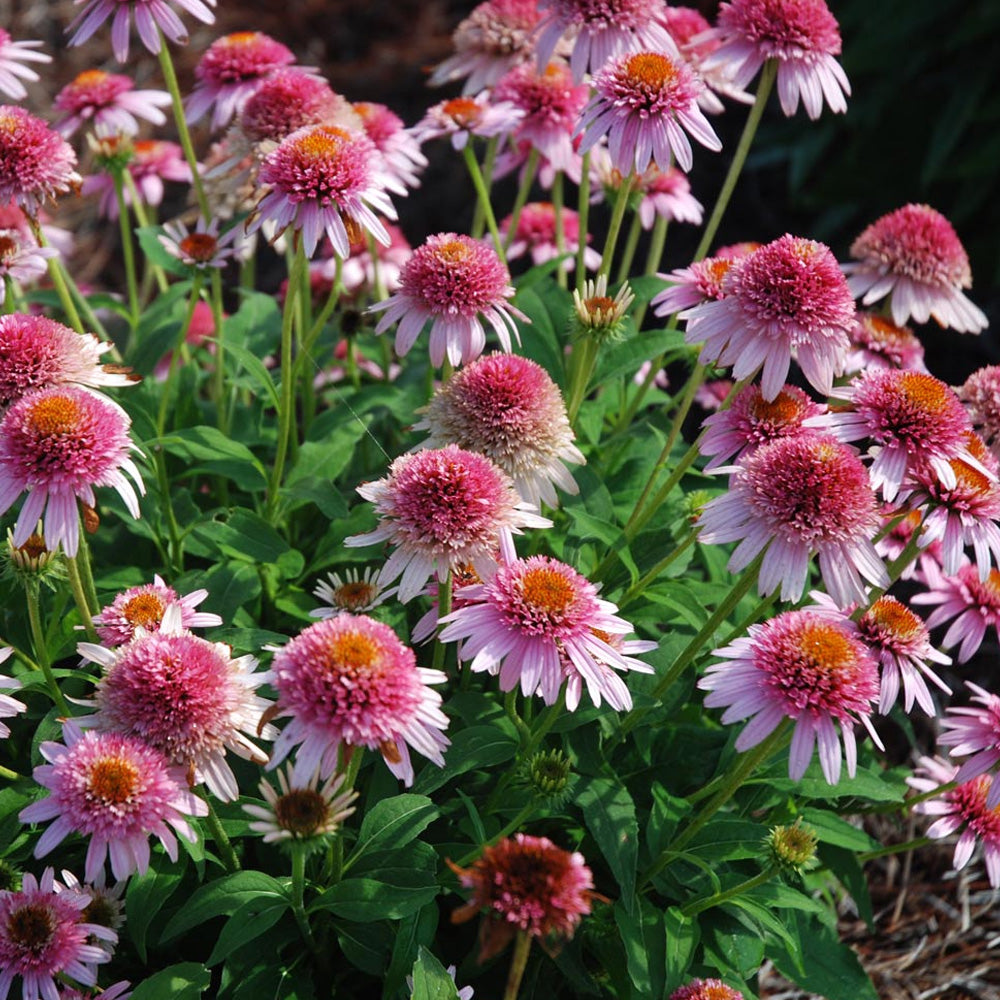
[2, 275, 15, 313]
[615, 527, 697, 607]
[502, 149, 540, 253]
[431, 572, 453, 673]
[25, 585, 71, 715]
[575, 152, 591, 293]
[0, 764, 23, 781]
[691, 61, 776, 264]
[503, 931, 532, 1000]
[209, 269, 228, 435]
[616, 211, 642, 285]
[858, 836, 932, 863]
[65, 552, 98, 643]
[552, 170, 567, 290]
[565, 336, 599, 425]
[471, 137, 499, 241]
[680, 866, 777, 917]
[598, 175, 634, 280]
[290, 845, 320, 953]
[462, 144, 505, 259]
[74, 533, 101, 619]
[26, 216, 85, 334]
[112, 170, 141, 328]
[157, 37, 211, 220]
[622, 215, 671, 355]
[200, 793, 240, 873]
[267, 244, 307, 519]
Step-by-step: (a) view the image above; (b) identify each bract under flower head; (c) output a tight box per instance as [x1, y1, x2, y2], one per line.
[186, 31, 296, 131]
[345, 445, 549, 602]
[267, 614, 450, 786]
[698, 432, 887, 607]
[430, 0, 542, 94]
[249, 124, 395, 259]
[450, 833, 595, 960]
[844, 203, 988, 333]
[80, 615, 274, 801]
[702, 0, 850, 119]
[438, 554, 653, 710]
[0, 385, 144, 558]
[536, 0, 679, 83]
[20, 722, 207, 882]
[682, 234, 855, 401]
[67, 0, 217, 64]
[578, 51, 721, 175]
[700, 609, 882, 784]
[370, 233, 526, 367]
[0, 106, 80, 216]
[53, 69, 170, 138]
[416, 353, 584, 509]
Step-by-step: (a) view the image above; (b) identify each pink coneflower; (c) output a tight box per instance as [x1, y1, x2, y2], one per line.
[311, 567, 397, 616]
[819, 369, 976, 503]
[237, 68, 355, 148]
[577, 51, 721, 175]
[907, 434, 1000, 579]
[492, 62, 590, 181]
[0, 314, 136, 407]
[694, 378, 735, 411]
[0, 200, 74, 262]
[267, 615, 450, 786]
[845, 312, 927, 375]
[0, 229, 57, 304]
[345, 445, 549, 602]
[244, 765, 358, 844]
[699, 382, 822, 471]
[681, 234, 855, 401]
[186, 31, 296, 131]
[353, 102, 427, 193]
[247, 124, 395, 259]
[913, 558, 1000, 664]
[0, 29, 49, 102]
[0, 106, 80, 216]
[908, 755, 1000, 888]
[67, 0, 216, 65]
[79, 611, 274, 801]
[430, 0, 542, 93]
[0, 647, 25, 740]
[329, 221, 411, 300]
[959, 366, 1000, 461]
[0, 385, 144, 558]
[843, 204, 988, 334]
[698, 433, 887, 607]
[158, 216, 242, 270]
[49, 980, 132, 1000]
[20, 723, 207, 882]
[0, 869, 114, 1000]
[670, 980, 744, 1000]
[370, 233, 526, 367]
[414, 353, 585, 509]
[536, 0, 679, 83]
[410, 94, 524, 152]
[938, 683, 1000, 809]
[54, 870, 125, 944]
[700, 610, 882, 784]
[83, 138, 192, 220]
[634, 164, 703, 229]
[700, 0, 850, 119]
[53, 69, 170, 138]
[449, 833, 595, 960]
[502, 202, 601, 273]
[438, 555, 653, 710]
[91, 574, 222, 646]
[651, 254, 736, 317]
[853, 595, 951, 716]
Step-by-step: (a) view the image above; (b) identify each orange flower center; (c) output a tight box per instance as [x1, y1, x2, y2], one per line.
[294, 126, 349, 159]
[224, 31, 260, 47]
[434, 239, 474, 264]
[796, 622, 853, 669]
[749, 390, 804, 424]
[88, 758, 139, 805]
[442, 97, 483, 127]
[75, 69, 109, 87]
[899, 372, 952, 414]
[27, 395, 81, 436]
[123, 593, 166, 629]
[521, 568, 575, 615]
[868, 597, 921, 639]
[624, 52, 678, 88]
[328, 632, 379, 673]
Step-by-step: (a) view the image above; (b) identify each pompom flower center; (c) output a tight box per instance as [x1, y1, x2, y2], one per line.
[953, 776, 1000, 838]
[725, 0, 842, 54]
[0, 234, 18, 260]
[6, 903, 54, 953]
[122, 593, 165, 628]
[623, 52, 678, 90]
[26, 394, 81, 436]
[326, 631, 379, 674]
[88, 757, 139, 805]
[274, 789, 330, 836]
[435, 239, 473, 265]
[748, 390, 807, 425]
[520, 567, 576, 616]
[864, 596, 921, 641]
[897, 372, 954, 415]
[178, 233, 219, 263]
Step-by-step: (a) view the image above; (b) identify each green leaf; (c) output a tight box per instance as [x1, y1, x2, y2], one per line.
[129, 963, 211, 1000]
[161, 871, 287, 942]
[819, 844, 874, 930]
[409, 947, 461, 1000]
[591, 326, 688, 387]
[126, 855, 187, 962]
[615, 899, 666, 1000]
[663, 907, 699, 987]
[512, 285, 570, 384]
[752, 762, 908, 803]
[703, 911, 765, 979]
[222, 341, 280, 411]
[412, 724, 519, 795]
[688, 819, 767, 862]
[206, 898, 290, 966]
[575, 776, 638, 913]
[136, 226, 196, 277]
[385, 910, 440, 1000]
[346, 794, 439, 871]
[336, 921, 394, 976]
[798, 808, 879, 852]
[191, 507, 291, 565]
[198, 561, 261, 621]
[157, 426, 267, 490]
